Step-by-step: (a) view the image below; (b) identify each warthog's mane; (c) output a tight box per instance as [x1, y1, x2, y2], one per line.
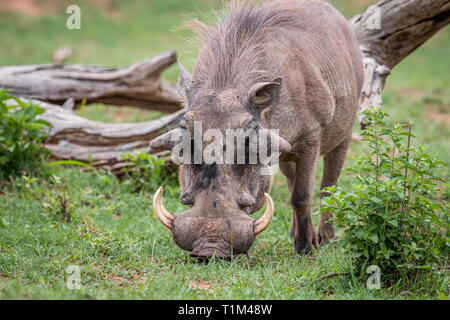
[187, 0, 310, 91]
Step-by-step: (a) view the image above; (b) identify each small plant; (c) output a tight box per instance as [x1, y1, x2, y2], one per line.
[42, 174, 73, 223]
[121, 151, 178, 193]
[322, 107, 449, 280]
[0, 90, 51, 180]
[20, 173, 74, 223]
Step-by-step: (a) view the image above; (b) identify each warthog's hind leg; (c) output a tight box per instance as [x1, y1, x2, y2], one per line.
[318, 134, 352, 243]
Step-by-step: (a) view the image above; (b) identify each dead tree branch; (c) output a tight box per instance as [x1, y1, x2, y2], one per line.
[0, 50, 183, 113]
[7, 98, 181, 175]
[350, 0, 450, 126]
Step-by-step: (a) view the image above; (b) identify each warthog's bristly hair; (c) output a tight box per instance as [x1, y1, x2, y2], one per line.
[187, 0, 310, 91]
[165, 0, 364, 257]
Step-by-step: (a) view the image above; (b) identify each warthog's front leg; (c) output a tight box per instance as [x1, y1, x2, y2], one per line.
[279, 160, 296, 236]
[289, 143, 320, 254]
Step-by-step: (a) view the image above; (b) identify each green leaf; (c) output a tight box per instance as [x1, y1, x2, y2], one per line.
[437, 292, 448, 300]
[369, 233, 379, 243]
[46, 160, 94, 170]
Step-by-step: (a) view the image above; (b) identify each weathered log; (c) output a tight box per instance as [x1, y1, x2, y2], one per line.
[7, 98, 182, 175]
[350, 0, 450, 126]
[0, 50, 182, 113]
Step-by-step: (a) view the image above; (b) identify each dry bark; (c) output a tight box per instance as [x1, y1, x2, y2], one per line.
[350, 0, 450, 126]
[0, 50, 182, 113]
[7, 98, 181, 175]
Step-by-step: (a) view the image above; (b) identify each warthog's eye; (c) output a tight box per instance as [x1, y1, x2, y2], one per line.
[176, 139, 196, 164]
[242, 135, 260, 164]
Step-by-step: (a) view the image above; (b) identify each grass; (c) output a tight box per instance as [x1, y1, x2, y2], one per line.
[1, 168, 447, 299]
[0, 0, 448, 299]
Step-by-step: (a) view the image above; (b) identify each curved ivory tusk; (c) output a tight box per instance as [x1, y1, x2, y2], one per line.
[152, 186, 174, 232]
[254, 193, 274, 236]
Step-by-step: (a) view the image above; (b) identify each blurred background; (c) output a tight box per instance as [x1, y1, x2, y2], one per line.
[0, 0, 448, 170]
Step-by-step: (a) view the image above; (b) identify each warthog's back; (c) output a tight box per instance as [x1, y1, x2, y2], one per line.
[193, 0, 364, 152]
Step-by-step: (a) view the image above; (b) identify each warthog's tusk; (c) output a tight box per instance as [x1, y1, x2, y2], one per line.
[153, 186, 174, 232]
[258, 128, 292, 153]
[254, 193, 274, 236]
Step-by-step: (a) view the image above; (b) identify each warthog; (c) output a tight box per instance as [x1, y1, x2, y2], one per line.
[150, 0, 363, 258]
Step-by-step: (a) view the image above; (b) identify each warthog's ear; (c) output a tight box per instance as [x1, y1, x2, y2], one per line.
[178, 61, 196, 105]
[248, 77, 282, 110]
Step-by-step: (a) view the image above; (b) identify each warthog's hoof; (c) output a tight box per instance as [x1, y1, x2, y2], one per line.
[295, 237, 318, 255]
[318, 226, 335, 244]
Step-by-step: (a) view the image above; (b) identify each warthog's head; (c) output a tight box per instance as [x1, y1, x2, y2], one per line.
[149, 63, 291, 258]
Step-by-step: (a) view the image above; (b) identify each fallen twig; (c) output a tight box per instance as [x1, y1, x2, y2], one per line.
[297, 272, 350, 288]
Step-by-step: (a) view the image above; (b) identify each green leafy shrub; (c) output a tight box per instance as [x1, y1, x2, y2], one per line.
[0, 90, 51, 180]
[322, 107, 449, 279]
[121, 151, 178, 193]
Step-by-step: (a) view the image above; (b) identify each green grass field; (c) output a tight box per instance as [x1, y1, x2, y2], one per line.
[0, 0, 448, 299]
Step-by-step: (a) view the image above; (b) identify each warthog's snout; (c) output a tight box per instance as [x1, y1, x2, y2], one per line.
[152, 187, 274, 258]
